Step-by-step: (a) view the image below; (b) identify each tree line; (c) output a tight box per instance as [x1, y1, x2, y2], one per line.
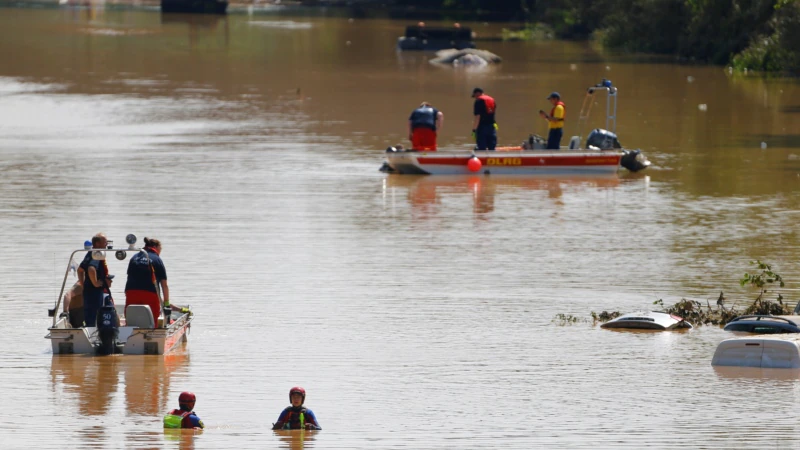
[362, 0, 800, 74]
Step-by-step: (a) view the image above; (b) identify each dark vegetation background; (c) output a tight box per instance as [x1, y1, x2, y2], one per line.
[307, 0, 800, 74]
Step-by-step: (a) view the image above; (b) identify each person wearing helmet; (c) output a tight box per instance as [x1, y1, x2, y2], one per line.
[272, 386, 321, 430]
[163, 392, 204, 429]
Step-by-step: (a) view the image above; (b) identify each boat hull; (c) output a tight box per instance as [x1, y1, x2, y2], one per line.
[384, 150, 629, 175]
[46, 311, 191, 356]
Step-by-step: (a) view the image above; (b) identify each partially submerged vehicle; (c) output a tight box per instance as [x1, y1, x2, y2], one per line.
[397, 25, 475, 51]
[712, 336, 800, 368]
[712, 311, 800, 368]
[46, 234, 192, 355]
[381, 80, 650, 175]
[600, 311, 693, 331]
[723, 315, 800, 334]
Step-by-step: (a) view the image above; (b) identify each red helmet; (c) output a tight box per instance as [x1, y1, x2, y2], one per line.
[179, 391, 196, 408]
[289, 386, 306, 404]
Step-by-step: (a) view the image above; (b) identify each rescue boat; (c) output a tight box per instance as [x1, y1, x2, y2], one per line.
[45, 234, 192, 356]
[381, 81, 651, 175]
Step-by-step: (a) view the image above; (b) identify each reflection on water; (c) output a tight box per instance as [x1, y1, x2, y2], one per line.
[274, 430, 318, 450]
[384, 174, 624, 219]
[713, 365, 800, 381]
[164, 428, 203, 450]
[50, 344, 189, 417]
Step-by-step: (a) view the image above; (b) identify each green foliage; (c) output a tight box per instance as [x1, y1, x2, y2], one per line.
[602, 0, 689, 54]
[740, 260, 787, 313]
[731, 1, 800, 74]
[388, 0, 798, 71]
[501, 23, 553, 40]
[590, 310, 621, 323]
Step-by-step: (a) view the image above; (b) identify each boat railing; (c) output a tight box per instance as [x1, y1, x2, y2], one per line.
[49, 245, 166, 329]
[576, 80, 618, 146]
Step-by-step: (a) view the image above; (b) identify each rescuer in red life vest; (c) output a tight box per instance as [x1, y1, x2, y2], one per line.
[272, 386, 322, 430]
[471, 87, 497, 150]
[163, 391, 204, 429]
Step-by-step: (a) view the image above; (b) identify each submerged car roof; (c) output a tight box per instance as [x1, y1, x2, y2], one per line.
[723, 315, 800, 333]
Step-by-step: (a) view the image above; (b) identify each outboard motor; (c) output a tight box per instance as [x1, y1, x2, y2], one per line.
[96, 294, 120, 356]
[586, 128, 622, 150]
[620, 149, 651, 172]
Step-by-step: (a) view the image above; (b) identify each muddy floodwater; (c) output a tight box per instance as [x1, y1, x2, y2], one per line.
[1, 4, 800, 449]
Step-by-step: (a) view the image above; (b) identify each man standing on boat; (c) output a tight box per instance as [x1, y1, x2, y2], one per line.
[471, 87, 497, 150]
[125, 237, 169, 327]
[408, 102, 444, 151]
[78, 233, 112, 327]
[539, 92, 565, 149]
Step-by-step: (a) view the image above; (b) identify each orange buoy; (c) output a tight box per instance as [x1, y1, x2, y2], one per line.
[467, 157, 482, 172]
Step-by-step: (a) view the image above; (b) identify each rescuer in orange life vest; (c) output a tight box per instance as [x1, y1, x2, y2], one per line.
[408, 102, 444, 151]
[163, 392, 204, 429]
[539, 91, 565, 149]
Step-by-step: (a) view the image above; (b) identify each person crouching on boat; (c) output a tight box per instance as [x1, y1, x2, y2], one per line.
[408, 102, 443, 151]
[125, 237, 169, 326]
[164, 392, 204, 429]
[539, 92, 565, 150]
[60, 281, 85, 328]
[78, 233, 113, 327]
[272, 386, 322, 430]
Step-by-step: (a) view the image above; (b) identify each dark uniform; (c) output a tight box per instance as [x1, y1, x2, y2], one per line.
[473, 94, 497, 150]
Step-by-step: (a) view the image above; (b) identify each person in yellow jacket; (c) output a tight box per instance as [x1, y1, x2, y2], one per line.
[539, 92, 565, 150]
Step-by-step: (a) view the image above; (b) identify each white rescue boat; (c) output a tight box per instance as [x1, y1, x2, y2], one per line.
[45, 234, 192, 356]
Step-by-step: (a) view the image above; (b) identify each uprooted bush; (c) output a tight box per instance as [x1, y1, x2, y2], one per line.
[586, 260, 791, 326]
[590, 310, 621, 324]
[552, 313, 586, 325]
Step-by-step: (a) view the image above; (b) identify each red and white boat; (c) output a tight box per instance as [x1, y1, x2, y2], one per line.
[382, 148, 648, 175]
[381, 81, 651, 176]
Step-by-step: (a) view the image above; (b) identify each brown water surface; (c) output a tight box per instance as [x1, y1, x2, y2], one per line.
[1, 5, 800, 448]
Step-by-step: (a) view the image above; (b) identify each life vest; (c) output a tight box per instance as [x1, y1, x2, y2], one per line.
[477, 94, 496, 115]
[550, 101, 566, 123]
[410, 106, 438, 131]
[475, 94, 496, 127]
[163, 409, 191, 429]
[279, 406, 308, 430]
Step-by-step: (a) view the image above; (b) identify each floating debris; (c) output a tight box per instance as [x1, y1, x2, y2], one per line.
[429, 48, 502, 67]
[698, 104, 708, 111]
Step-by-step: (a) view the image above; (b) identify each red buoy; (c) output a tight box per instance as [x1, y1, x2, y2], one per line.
[467, 157, 482, 173]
